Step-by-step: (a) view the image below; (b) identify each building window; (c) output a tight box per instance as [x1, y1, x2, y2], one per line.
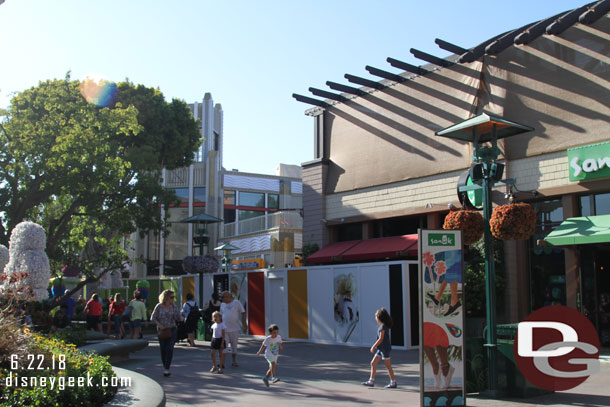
[224, 190, 236, 205]
[214, 132, 220, 151]
[372, 216, 425, 238]
[268, 194, 279, 209]
[580, 192, 610, 217]
[194, 187, 206, 203]
[224, 209, 236, 223]
[170, 188, 189, 204]
[239, 192, 265, 208]
[239, 209, 265, 221]
[529, 199, 565, 311]
[336, 223, 362, 242]
[147, 230, 160, 262]
[164, 207, 189, 261]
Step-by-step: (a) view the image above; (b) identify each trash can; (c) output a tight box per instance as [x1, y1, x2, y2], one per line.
[197, 319, 211, 342]
[482, 324, 552, 398]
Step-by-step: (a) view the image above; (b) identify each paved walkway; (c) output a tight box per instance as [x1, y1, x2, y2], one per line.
[115, 336, 610, 407]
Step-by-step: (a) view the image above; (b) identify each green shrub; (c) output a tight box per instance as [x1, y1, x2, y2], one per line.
[50, 325, 87, 347]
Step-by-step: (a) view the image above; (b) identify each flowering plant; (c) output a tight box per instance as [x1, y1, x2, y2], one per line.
[490, 203, 536, 241]
[443, 210, 484, 245]
[182, 255, 221, 274]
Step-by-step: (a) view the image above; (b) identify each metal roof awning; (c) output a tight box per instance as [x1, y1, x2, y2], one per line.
[307, 234, 418, 264]
[306, 240, 361, 264]
[341, 234, 418, 262]
[544, 215, 610, 246]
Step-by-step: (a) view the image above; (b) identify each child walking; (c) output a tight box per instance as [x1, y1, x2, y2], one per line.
[210, 311, 226, 373]
[362, 308, 397, 388]
[256, 324, 283, 387]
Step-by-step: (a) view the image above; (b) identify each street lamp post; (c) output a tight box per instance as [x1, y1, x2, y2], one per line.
[436, 113, 533, 396]
[179, 213, 223, 303]
[214, 243, 240, 273]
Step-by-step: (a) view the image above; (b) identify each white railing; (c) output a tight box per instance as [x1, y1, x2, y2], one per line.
[221, 211, 303, 238]
[238, 216, 266, 235]
[268, 211, 302, 229]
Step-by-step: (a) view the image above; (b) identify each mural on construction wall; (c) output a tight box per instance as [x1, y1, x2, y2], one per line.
[229, 272, 248, 310]
[334, 271, 360, 343]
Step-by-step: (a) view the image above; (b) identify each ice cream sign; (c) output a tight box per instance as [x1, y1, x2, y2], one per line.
[568, 141, 610, 182]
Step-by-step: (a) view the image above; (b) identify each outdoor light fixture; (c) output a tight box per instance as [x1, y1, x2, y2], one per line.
[180, 212, 223, 302]
[214, 243, 240, 273]
[436, 112, 533, 396]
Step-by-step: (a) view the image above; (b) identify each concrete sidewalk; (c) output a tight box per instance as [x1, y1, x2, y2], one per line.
[115, 336, 610, 407]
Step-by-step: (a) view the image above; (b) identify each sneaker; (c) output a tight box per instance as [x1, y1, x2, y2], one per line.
[443, 365, 455, 389]
[434, 370, 442, 389]
[210, 366, 217, 373]
[426, 293, 439, 306]
[218, 368, 224, 374]
[262, 376, 270, 387]
[271, 376, 280, 383]
[361, 379, 374, 387]
[163, 369, 171, 377]
[384, 382, 397, 388]
[444, 301, 462, 317]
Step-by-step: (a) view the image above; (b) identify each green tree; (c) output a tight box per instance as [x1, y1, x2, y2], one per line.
[0, 75, 201, 289]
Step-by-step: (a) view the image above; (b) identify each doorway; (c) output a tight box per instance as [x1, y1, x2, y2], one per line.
[581, 244, 610, 346]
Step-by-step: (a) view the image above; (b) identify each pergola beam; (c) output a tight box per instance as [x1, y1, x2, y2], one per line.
[579, 0, 610, 24]
[434, 38, 468, 55]
[292, 93, 329, 108]
[459, 32, 506, 63]
[365, 65, 406, 83]
[485, 23, 530, 55]
[326, 81, 367, 97]
[308, 87, 347, 103]
[344, 74, 385, 90]
[513, 11, 565, 45]
[546, 4, 591, 35]
[409, 48, 453, 67]
[386, 57, 429, 76]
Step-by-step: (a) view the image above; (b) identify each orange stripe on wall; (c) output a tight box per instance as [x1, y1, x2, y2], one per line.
[182, 276, 195, 305]
[288, 269, 309, 339]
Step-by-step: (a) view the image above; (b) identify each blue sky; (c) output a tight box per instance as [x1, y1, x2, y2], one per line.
[0, 0, 588, 175]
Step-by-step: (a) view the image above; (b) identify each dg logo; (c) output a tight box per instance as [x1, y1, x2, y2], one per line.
[514, 305, 600, 391]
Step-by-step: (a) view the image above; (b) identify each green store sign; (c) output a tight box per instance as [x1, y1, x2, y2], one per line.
[568, 141, 610, 182]
[428, 233, 456, 247]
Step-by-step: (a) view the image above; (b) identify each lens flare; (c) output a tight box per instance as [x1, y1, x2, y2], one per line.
[79, 74, 117, 107]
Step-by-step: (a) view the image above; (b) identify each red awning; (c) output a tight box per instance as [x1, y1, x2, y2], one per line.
[306, 240, 361, 264]
[341, 234, 418, 262]
[306, 234, 418, 264]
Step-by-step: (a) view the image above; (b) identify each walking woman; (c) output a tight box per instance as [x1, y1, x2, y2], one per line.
[151, 290, 184, 377]
[84, 293, 102, 332]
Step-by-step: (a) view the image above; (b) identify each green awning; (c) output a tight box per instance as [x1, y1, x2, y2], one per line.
[544, 215, 610, 246]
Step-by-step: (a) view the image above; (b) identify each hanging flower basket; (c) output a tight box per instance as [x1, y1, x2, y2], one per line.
[182, 255, 221, 274]
[490, 202, 536, 241]
[443, 210, 484, 245]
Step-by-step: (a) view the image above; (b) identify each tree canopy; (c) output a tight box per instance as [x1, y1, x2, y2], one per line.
[0, 75, 201, 278]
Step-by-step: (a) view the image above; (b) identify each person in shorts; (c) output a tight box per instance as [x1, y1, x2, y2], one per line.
[210, 311, 226, 373]
[361, 308, 396, 388]
[256, 324, 283, 387]
[129, 290, 147, 339]
[219, 291, 246, 367]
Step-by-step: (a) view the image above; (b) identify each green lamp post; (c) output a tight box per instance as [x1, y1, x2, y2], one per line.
[436, 113, 533, 396]
[214, 243, 240, 273]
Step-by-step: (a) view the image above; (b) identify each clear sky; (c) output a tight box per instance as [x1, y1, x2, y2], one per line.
[0, 0, 588, 175]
